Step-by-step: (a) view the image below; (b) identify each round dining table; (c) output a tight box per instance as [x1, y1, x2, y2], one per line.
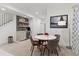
[34, 35, 56, 40]
[34, 35, 57, 56]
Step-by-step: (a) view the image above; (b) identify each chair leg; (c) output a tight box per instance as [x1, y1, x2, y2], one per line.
[53, 49, 57, 55]
[39, 46, 42, 56]
[37, 45, 41, 51]
[56, 49, 59, 56]
[37, 45, 40, 49]
[43, 48, 45, 56]
[31, 46, 34, 56]
[30, 46, 32, 51]
[48, 49, 50, 56]
[58, 45, 61, 51]
[51, 50, 53, 54]
[53, 49, 55, 55]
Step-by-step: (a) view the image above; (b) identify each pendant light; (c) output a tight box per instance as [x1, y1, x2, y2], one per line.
[58, 16, 66, 26]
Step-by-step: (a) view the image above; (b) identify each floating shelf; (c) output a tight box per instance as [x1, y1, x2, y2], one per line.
[16, 15, 29, 31]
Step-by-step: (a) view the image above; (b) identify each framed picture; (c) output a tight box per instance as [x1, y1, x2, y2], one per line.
[50, 15, 68, 28]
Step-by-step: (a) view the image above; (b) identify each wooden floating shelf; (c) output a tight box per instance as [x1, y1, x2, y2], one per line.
[18, 21, 29, 24]
[16, 15, 29, 31]
[18, 26, 29, 28]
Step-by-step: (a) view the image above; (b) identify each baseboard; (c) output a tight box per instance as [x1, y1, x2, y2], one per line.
[66, 46, 72, 49]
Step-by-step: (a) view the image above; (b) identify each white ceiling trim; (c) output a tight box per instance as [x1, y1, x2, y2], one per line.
[0, 4, 34, 18]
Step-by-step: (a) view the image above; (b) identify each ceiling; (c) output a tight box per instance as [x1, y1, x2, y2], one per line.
[0, 3, 74, 19]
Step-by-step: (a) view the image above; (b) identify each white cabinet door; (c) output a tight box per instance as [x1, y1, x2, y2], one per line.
[16, 31, 26, 41]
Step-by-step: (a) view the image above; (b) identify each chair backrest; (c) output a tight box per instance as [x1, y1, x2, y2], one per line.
[55, 34, 60, 40]
[37, 33, 43, 35]
[48, 39, 59, 49]
[44, 32, 49, 35]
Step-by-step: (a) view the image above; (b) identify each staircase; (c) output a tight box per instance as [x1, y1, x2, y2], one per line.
[0, 12, 14, 27]
[0, 12, 16, 45]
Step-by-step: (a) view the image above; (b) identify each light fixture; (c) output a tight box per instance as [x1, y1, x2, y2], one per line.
[58, 21, 66, 26]
[58, 16, 66, 26]
[60, 16, 63, 21]
[1, 8, 6, 11]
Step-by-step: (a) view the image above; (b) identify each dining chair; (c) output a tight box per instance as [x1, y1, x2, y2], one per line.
[37, 33, 43, 35]
[29, 35, 42, 56]
[42, 39, 59, 56]
[36, 32, 48, 50]
[39, 32, 49, 45]
[55, 34, 61, 51]
[44, 32, 49, 35]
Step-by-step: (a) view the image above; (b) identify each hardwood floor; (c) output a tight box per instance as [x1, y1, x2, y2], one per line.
[0, 39, 74, 56]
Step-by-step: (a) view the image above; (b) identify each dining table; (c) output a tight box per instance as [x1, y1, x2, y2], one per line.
[34, 34, 57, 55]
[34, 35, 56, 41]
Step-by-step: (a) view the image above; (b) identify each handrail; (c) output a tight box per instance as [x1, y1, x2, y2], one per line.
[0, 12, 14, 27]
[0, 19, 13, 27]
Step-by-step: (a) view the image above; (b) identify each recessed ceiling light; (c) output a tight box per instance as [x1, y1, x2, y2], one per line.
[1, 8, 6, 11]
[35, 12, 39, 15]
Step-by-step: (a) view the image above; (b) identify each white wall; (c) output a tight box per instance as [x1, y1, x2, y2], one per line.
[46, 5, 73, 47]
[0, 16, 16, 45]
[29, 17, 41, 38]
[29, 5, 73, 47]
